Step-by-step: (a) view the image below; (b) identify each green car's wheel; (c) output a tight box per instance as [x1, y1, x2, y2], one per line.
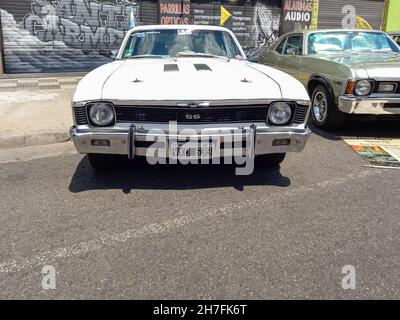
[88, 154, 116, 171]
[311, 85, 345, 130]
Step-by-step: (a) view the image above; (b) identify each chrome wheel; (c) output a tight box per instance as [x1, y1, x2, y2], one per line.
[312, 91, 328, 123]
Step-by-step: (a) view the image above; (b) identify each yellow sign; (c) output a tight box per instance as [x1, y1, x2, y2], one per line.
[356, 16, 372, 30]
[310, 0, 319, 29]
[220, 6, 232, 26]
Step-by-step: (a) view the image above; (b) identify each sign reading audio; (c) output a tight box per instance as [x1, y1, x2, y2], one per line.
[281, 0, 319, 34]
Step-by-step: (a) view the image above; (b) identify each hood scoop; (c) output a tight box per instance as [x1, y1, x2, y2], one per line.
[164, 64, 179, 72]
[194, 64, 212, 71]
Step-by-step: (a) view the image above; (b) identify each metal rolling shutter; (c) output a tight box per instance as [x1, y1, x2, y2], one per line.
[0, 0, 158, 74]
[140, 0, 159, 25]
[318, 0, 385, 30]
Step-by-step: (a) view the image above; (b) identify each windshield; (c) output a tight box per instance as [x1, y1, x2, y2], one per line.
[121, 29, 244, 59]
[308, 31, 400, 54]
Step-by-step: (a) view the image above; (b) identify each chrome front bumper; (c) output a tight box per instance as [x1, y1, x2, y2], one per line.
[338, 96, 400, 115]
[70, 124, 311, 158]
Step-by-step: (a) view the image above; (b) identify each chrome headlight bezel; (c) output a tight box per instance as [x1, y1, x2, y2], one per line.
[87, 102, 116, 127]
[354, 80, 373, 96]
[267, 101, 293, 126]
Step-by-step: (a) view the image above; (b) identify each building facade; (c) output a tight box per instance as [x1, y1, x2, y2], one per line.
[0, 0, 387, 75]
[383, 0, 400, 32]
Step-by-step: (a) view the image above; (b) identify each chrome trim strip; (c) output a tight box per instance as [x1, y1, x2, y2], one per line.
[74, 99, 310, 107]
[369, 77, 400, 82]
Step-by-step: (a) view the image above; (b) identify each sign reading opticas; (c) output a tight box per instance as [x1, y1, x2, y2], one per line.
[281, 0, 319, 34]
[159, 0, 191, 25]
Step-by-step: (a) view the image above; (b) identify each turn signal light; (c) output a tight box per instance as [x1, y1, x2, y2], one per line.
[272, 139, 291, 146]
[91, 139, 110, 146]
[345, 81, 356, 94]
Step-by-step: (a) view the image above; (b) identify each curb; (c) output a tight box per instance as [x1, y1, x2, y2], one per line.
[0, 77, 82, 92]
[0, 130, 71, 150]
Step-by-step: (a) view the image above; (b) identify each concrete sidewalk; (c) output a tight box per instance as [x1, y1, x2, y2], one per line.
[0, 76, 81, 149]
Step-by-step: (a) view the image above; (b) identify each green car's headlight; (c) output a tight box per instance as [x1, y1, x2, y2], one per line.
[354, 80, 372, 96]
[88, 102, 115, 127]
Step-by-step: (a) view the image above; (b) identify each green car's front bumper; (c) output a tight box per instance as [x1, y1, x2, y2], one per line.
[338, 96, 400, 115]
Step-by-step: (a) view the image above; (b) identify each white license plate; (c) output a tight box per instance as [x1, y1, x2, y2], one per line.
[170, 142, 214, 158]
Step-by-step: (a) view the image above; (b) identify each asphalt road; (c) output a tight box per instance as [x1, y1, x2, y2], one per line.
[0, 120, 400, 299]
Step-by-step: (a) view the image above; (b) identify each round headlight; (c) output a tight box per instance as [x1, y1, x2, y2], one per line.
[89, 102, 115, 126]
[354, 80, 371, 96]
[268, 102, 292, 125]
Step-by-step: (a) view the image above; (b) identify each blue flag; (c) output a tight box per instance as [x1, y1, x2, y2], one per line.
[129, 6, 135, 29]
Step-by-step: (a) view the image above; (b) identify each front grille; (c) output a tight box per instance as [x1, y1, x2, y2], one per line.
[73, 104, 310, 125]
[114, 106, 269, 123]
[293, 104, 309, 124]
[73, 106, 88, 125]
[372, 81, 400, 94]
[384, 103, 400, 109]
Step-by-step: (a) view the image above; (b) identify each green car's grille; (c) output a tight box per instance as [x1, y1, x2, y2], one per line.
[373, 81, 400, 94]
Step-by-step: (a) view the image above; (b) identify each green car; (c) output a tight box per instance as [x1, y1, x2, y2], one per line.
[259, 29, 400, 130]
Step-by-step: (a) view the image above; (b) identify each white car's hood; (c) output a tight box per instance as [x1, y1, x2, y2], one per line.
[74, 58, 310, 103]
[103, 59, 281, 101]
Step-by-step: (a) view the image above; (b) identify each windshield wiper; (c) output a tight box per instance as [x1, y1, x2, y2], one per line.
[125, 54, 167, 59]
[367, 50, 395, 53]
[175, 52, 230, 60]
[317, 49, 344, 52]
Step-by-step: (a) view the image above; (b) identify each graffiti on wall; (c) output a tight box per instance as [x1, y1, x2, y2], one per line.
[23, 0, 139, 50]
[0, 0, 140, 73]
[244, 2, 280, 62]
[253, 2, 280, 48]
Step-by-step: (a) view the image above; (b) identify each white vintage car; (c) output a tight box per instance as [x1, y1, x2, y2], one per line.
[70, 25, 311, 171]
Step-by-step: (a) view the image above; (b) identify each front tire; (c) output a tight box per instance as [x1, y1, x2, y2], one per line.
[88, 154, 116, 170]
[311, 85, 345, 130]
[256, 153, 286, 166]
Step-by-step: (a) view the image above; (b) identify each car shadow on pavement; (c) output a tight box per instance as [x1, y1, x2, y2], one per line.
[69, 156, 291, 193]
[309, 118, 400, 141]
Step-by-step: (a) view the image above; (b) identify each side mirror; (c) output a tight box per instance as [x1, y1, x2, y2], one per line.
[247, 55, 259, 63]
[246, 47, 261, 63]
[110, 49, 119, 60]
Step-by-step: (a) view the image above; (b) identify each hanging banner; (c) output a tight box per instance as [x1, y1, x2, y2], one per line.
[159, 0, 191, 25]
[280, 0, 319, 35]
[356, 16, 373, 30]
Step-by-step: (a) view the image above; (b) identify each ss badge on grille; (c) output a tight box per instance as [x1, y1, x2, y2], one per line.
[185, 114, 201, 120]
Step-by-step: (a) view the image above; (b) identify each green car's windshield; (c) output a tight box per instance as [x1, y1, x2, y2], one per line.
[308, 31, 400, 54]
[121, 29, 244, 60]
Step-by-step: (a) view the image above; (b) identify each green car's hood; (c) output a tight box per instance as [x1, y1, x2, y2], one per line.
[314, 52, 400, 78]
